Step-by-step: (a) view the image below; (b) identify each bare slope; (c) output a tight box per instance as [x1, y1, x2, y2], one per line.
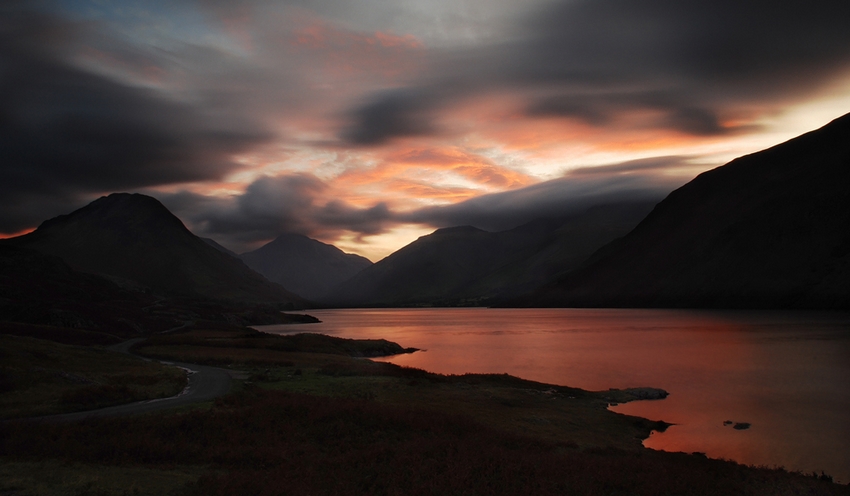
[325, 202, 657, 307]
[531, 113, 850, 309]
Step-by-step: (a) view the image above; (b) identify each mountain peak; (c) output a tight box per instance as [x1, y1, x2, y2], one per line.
[6, 193, 304, 305]
[38, 193, 187, 234]
[240, 233, 372, 301]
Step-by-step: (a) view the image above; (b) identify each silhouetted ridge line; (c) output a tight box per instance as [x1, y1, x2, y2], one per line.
[4, 193, 306, 306]
[240, 233, 372, 301]
[524, 112, 850, 309]
[323, 201, 659, 307]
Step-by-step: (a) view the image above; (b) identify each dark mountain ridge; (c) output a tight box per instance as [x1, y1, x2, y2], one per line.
[0, 243, 315, 345]
[323, 201, 658, 307]
[527, 112, 850, 309]
[240, 233, 373, 301]
[3, 193, 306, 306]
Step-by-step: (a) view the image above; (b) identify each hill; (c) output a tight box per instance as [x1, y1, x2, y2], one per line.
[529, 113, 850, 309]
[240, 233, 372, 301]
[324, 201, 657, 307]
[3, 193, 306, 306]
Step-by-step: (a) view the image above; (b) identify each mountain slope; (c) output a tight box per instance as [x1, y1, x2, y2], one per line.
[240, 233, 373, 301]
[465, 202, 658, 299]
[530, 113, 850, 309]
[4, 193, 306, 306]
[324, 201, 657, 307]
[203, 237, 239, 258]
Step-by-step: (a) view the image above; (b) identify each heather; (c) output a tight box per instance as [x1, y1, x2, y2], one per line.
[3, 388, 845, 496]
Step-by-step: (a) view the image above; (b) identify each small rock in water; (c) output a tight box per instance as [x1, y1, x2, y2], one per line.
[723, 420, 733, 426]
[732, 422, 751, 430]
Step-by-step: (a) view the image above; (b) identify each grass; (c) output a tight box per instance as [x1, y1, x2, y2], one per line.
[246, 363, 663, 450]
[132, 328, 668, 450]
[2, 326, 848, 495]
[0, 321, 125, 346]
[0, 460, 206, 496]
[3, 388, 846, 496]
[134, 328, 417, 358]
[0, 334, 187, 419]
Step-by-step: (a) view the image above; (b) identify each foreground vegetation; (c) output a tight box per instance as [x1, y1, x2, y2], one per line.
[1, 324, 847, 495]
[0, 333, 186, 419]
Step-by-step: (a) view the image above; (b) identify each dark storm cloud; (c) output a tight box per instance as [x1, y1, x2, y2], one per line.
[157, 174, 394, 250]
[341, 89, 437, 145]
[316, 201, 393, 236]
[341, 0, 850, 144]
[162, 158, 686, 251]
[187, 174, 328, 242]
[0, 5, 271, 232]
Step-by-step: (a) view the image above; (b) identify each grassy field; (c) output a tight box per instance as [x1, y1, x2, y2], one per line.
[0, 460, 206, 496]
[0, 333, 186, 419]
[2, 326, 848, 495]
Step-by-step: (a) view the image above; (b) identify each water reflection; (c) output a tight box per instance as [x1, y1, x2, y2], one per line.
[257, 308, 850, 483]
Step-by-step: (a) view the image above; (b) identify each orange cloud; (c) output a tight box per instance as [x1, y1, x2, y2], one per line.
[322, 142, 537, 214]
[391, 147, 535, 188]
[432, 92, 720, 162]
[383, 179, 481, 204]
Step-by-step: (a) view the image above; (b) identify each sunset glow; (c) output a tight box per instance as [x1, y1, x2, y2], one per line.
[3, 0, 850, 259]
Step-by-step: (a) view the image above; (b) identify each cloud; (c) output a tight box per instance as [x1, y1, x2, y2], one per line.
[0, 5, 272, 232]
[389, 147, 534, 188]
[180, 174, 329, 242]
[6, 0, 843, 258]
[159, 157, 687, 251]
[341, 89, 438, 145]
[157, 173, 395, 250]
[340, 0, 850, 144]
[400, 157, 688, 231]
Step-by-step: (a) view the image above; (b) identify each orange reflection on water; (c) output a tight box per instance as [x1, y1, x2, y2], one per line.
[258, 308, 850, 483]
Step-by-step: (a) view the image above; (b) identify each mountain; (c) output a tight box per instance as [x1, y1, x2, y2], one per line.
[202, 237, 239, 258]
[528, 113, 850, 309]
[0, 243, 316, 344]
[323, 201, 657, 307]
[0, 244, 148, 335]
[3, 193, 306, 306]
[240, 233, 373, 301]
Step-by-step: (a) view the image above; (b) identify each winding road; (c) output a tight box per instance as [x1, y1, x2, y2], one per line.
[26, 338, 235, 422]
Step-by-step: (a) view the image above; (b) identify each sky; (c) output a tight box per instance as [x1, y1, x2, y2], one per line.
[3, 0, 850, 261]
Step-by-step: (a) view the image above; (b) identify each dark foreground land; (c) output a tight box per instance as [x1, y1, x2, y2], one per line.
[2, 324, 847, 495]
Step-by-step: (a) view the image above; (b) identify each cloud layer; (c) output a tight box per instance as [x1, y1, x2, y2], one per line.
[158, 156, 686, 254]
[342, 0, 850, 144]
[0, 5, 277, 231]
[3, 0, 850, 258]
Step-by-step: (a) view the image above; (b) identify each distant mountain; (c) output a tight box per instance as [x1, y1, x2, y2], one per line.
[4, 193, 306, 306]
[240, 233, 373, 301]
[528, 113, 850, 309]
[323, 201, 657, 307]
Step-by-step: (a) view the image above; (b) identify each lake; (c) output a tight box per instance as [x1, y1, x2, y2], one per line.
[257, 308, 850, 483]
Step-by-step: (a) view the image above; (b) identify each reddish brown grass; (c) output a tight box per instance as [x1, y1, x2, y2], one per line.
[2, 389, 846, 496]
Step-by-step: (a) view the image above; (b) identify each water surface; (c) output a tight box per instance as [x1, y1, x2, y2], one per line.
[258, 308, 850, 482]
